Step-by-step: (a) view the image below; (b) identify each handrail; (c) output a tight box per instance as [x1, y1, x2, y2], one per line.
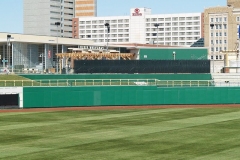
[0, 79, 157, 87]
[0, 79, 218, 87]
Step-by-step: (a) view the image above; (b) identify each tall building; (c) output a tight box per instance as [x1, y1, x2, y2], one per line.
[204, 0, 240, 59]
[75, 0, 97, 17]
[24, 0, 97, 38]
[73, 8, 203, 47]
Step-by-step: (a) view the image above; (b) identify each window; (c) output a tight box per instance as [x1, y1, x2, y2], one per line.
[216, 40, 218, 44]
[216, 18, 218, 22]
[216, 47, 218, 52]
[224, 24, 227, 29]
[211, 55, 213, 59]
[224, 40, 227, 44]
[216, 32, 218, 36]
[211, 33, 213, 37]
[224, 32, 227, 36]
[224, 17, 227, 22]
[211, 47, 214, 52]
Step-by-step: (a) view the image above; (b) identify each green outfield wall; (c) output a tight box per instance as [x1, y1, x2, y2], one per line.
[23, 86, 240, 108]
[139, 48, 208, 60]
[20, 74, 212, 81]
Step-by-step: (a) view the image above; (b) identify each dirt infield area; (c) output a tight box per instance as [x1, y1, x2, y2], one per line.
[1, 104, 240, 113]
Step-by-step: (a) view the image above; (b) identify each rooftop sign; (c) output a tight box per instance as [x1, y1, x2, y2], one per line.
[132, 8, 142, 16]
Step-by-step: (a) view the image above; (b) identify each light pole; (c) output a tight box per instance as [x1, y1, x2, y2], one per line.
[154, 23, 159, 47]
[55, 22, 60, 74]
[40, 53, 44, 73]
[104, 23, 110, 52]
[173, 51, 176, 60]
[210, 24, 215, 73]
[6, 35, 11, 69]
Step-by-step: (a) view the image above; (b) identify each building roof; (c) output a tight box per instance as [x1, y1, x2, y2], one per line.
[0, 32, 94, 46]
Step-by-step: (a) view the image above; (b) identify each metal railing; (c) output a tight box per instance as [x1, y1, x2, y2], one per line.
[0, 79, 215, 87]
[0, 79, 157, 87]
[156, 80, 214, 87]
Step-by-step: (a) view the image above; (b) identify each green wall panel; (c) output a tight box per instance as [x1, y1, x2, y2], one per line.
[139, 48, 208, 60]
[23, 86, 240, 108]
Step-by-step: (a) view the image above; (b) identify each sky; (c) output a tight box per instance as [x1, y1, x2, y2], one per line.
[0, 0, 226, 34]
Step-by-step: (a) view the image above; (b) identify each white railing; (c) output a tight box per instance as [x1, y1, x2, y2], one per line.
[0, 79, 216, 87]
[156, 80, 214, 87]
[0, 79, 157, 87]
[214, 81, 240, 87]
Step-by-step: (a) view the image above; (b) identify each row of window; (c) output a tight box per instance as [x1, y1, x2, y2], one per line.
[146, 22, 200, 26]
[210, 24, 227, 29]
[79, 17, 200, 24]
[82, 36, 199, 41]
[210, 17, 227, 23]
[211, 39, 227, 44]
[210, 55, 223, 60]
[79, 26, 201, 31]
[211, 47, 227, 52]
[146, 16, 200, 22]
[80, 20, 130, 24]
[211, 32, 227, 37]
[146, 32, 200, 36]
[87, 39, 194, 46]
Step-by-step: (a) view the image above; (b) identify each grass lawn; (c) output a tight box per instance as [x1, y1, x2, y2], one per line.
[0, 108, 240, 159]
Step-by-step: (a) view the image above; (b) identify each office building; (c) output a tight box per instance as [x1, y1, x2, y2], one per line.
[73, 8, 203, 47]
[24, 0, 97, 38]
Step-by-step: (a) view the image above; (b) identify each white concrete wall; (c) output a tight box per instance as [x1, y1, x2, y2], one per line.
[0, 87, 23, 108]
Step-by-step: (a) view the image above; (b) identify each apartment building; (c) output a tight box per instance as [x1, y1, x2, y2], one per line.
[204, 0, 240, 59]
[24, 0, 97, 38]
[73, 8, 203, 47]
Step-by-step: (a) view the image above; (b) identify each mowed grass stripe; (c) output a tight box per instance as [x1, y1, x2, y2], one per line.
[0, 108, 190, 130]
[9, 110, 240, 147]
[0, 109, 240, 159]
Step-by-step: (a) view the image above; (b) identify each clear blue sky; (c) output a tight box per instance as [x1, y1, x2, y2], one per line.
[0, 0, 226, 34]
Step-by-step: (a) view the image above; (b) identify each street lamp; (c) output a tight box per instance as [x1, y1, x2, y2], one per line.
[5, 35, 11, 69]
[55, 22, 60, 73]
[40, 53, 44, 73]
[104, 23, 110, 52]
[173, 51, 176, 60]
[210, 23, 215, 73]
[154, 23, 159, 47]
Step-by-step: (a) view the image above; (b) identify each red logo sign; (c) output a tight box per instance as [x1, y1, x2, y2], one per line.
[132, 8, 142, 16]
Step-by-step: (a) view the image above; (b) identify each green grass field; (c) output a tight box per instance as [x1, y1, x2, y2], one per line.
[1, 108, 240, 160]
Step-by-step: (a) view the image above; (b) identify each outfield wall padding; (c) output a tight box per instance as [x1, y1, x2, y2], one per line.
[23, 86, 240, 108]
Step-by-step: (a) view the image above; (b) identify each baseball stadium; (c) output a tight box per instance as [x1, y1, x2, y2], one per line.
[1, 40, 240, 159]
